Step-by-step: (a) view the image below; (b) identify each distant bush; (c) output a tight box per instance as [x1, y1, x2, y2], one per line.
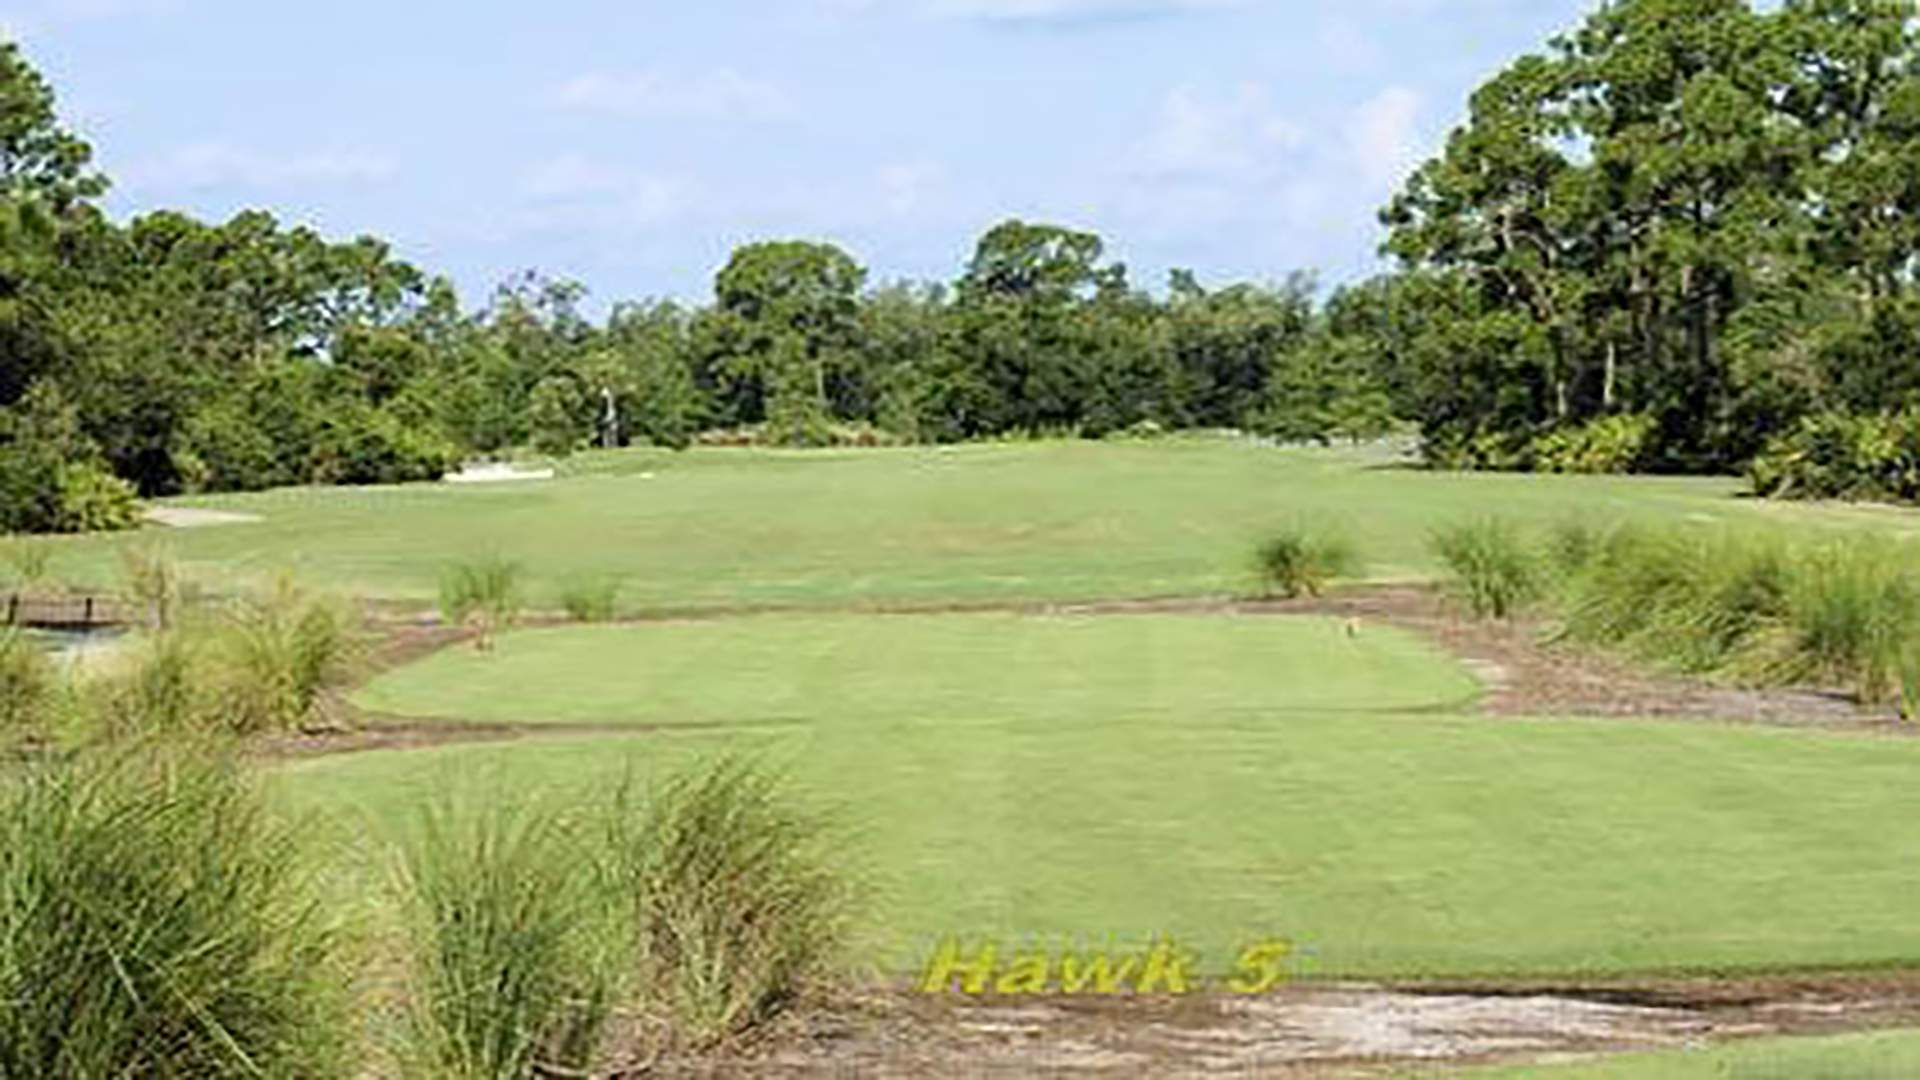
[692, 422, 906, 449]
[556, 574, 620, 623]
[1529, 414, 1655, 475]
[1252, 524, 1359, 599]
[440, 556, 524, 651]
[309, 405, 460, 487]
[609, 756, 852, 1051]
[394, 799, 623, 1080]
[1749, 410, 1920, 503]
[1430, 518, 1540, 619]
[53, 463, 142, 533]
[0, 745, 349, 1077]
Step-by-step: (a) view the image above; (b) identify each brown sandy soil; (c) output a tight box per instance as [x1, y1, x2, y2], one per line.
[292, 591, 1917, 1075]
[633, 972, 1920, 1077]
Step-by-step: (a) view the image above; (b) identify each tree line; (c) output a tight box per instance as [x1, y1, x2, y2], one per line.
[1382, 0, 1920, 486]
[0, 43, 1401, 534]
[10, 0, 1920, 534]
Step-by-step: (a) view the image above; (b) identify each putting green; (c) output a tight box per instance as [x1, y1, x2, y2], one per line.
[353, 611, 1483, 727]
[304, 611, 1920, 980]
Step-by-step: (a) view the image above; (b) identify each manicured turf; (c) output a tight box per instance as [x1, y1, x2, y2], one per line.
[38, 439, 1910, 610]
[301, 612, 1920, 980]
[353, 612, 1482, 726]
[1454, 1028, 1920, 1078]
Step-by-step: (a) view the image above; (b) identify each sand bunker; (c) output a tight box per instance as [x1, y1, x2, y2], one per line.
[143, 507, 263, 528]
[445, 462, 556, 484]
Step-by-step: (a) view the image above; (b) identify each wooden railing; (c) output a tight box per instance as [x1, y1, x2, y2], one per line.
[2, 592, 129, 630]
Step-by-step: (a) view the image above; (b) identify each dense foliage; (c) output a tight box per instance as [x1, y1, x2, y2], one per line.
[1382, 0, 1920, 489]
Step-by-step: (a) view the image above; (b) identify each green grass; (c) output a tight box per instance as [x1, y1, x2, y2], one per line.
[353, 612, 1481, 726]
[43, 440, 1913, 611]
[293, 612, 1920, 980]
[1450, 1028, 1920, 1078]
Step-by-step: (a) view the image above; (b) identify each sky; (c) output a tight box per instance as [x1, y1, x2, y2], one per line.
[7, 0, 1597, 311]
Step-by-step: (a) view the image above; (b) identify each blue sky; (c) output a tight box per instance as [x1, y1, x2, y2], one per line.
[9, 0, 1595, 310]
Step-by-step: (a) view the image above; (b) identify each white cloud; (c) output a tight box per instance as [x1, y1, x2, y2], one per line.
[1127, 82, 1304, 181]
[517, 153, 685, 230]
[1345, 85, 1422, 188]
[550, 69, 788, 119]
[129, 143, 395, 189]
[877, 160, 945, 216]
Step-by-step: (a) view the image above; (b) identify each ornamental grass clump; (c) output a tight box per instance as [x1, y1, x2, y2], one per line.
[392, 798, 625, 1080]
[0, 743, 350, 1078]
[608, 756, 854, 1052]
[1252, 523, 1360, 600]
[1429, 517, 1540, 619]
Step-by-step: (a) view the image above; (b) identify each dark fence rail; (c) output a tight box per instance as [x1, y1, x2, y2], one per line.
[2, 593, 129, 631]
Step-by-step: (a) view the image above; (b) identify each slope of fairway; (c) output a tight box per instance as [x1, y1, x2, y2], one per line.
[353, 612, 1482, 726]
[303, 615, 1920, 978]
[45, 440, 1914, 610]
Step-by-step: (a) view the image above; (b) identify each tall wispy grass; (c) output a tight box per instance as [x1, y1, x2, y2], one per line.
[610, 756, 853, 1052]
[86, 576, 362, 739]
[0, 537, 53, 590]
[0, 744, 349, 1077]
[1429, 518, 1540, 619]
[390, 757, 855, 1074]
[393, 798, 624, 1080]
[1251, 523, 1359, 599]
[0, 628, 57, 741]
[120, 545, 190, 631]
[556, 573, 620, 623]
[439, 556, 524, 651]
[1551, 522, 1920, 713]
[214, 576, 363, 734]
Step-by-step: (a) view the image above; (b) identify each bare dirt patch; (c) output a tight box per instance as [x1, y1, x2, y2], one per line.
[647, 972, 1920, 1077]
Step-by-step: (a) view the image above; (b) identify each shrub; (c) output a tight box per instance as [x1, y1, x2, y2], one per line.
[308, 405, 460, 487]
[0, 628, 56, 740]
[609, 756, 852, 1051]
[439, 556, 524, 651]
[1252, 524, 1359, 599]
[0, 745, 349, 1077]
[1429, 518, 1540, 619]
[1528, 414, 1655, 475]
[394, 799, 623, 1080]
[1748, 410, 1920, 503]
[556, 574, 620, 623]
[53, 463, 142, 533]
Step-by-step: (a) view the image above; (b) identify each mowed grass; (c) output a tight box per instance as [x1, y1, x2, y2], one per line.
[297, 612, 1920, 980]
[1452, 1028, 1920, 1078]
[353, 612, 1482, 726]
[41, 440, 1914, 610]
